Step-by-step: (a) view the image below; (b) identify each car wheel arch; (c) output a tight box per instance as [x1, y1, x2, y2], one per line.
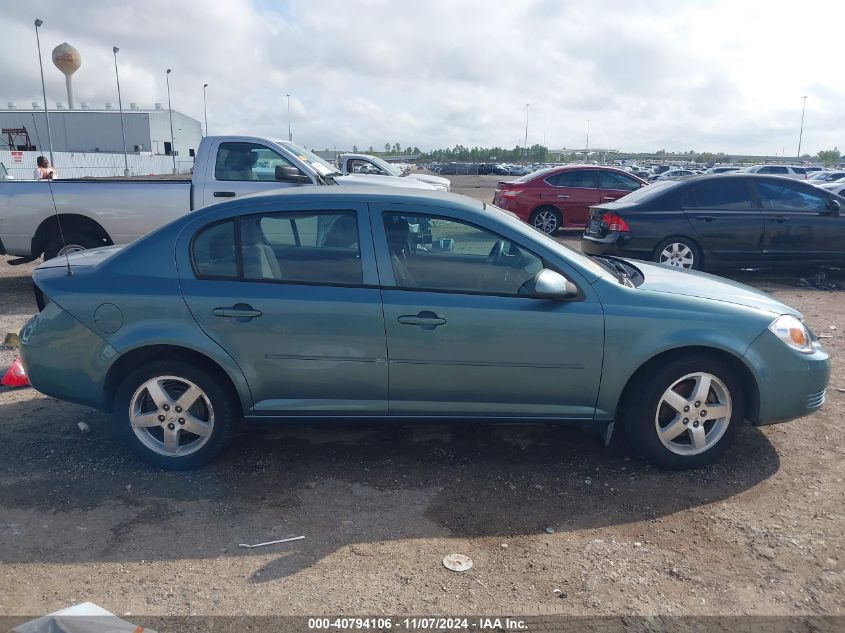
[615, 346, 760, 426]
[103, 344, 244, 416]
[32, 214, 112, 259]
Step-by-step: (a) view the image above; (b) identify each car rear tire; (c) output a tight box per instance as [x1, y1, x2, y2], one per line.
[653, 237, 702, 271]
[43, 231, 102, 261]
[622, 355, 744, 469]
[113, 360, 239, 470]
[530, 206, 562, 234]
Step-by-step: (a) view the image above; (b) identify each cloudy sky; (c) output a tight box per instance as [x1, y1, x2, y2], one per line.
[2, 0, 843, 156]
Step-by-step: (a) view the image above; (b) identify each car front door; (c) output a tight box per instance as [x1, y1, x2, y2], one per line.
[199, 140, 314, 208]
[177, 201, 387, 416]
[682, 178, 763, 264]
[754, 179, 845, 263]
[542, 169, 602, 227]
[598, 170, 644, 204]
[370, 202, 604, 419]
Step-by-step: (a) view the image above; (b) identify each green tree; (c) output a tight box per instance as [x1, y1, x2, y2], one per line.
[352, 145, 358, 153]
[817, 148, 841, 166]
[385, 143, 391, 152]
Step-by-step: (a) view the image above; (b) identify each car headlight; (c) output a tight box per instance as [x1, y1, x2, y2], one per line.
[768, 315, 814, 353]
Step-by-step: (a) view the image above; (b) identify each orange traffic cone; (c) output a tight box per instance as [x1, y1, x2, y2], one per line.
[1, 357, 29, 387]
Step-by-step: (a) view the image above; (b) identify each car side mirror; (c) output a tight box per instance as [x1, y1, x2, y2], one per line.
[275, 165, 310, 183]
[530, 269, 578, 300]
[827, 198, 841, 216]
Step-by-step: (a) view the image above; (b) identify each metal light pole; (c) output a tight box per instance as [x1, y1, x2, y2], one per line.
[586, 120, 590, 161]
[523, 103, 529, 166]
[797, 96, 807, 159]
[34, 19, 54, 165]
[166, 69, 176, 173]
[286, 93, 292, 141]
[202, 83, 208, 136]
[113, 47, 129, 176]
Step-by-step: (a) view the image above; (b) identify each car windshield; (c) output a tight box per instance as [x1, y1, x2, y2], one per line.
[366, 155, 404, 177]
[283, 141, 342, 178]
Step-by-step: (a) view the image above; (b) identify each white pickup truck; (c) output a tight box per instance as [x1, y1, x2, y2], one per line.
[0, 136, 435, 262]
[336, 153, 451, 191]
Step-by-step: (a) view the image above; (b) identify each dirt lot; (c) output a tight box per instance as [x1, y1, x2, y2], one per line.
[0, 175, 843, 622]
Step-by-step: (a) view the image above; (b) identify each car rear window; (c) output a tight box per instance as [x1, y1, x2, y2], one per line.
[612, 179, 680, 204]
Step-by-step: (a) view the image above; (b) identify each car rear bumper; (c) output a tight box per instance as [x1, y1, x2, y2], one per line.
[743, 330, 830, 426]
[580, 233, 654, 260]
[19, 302, 114, 411]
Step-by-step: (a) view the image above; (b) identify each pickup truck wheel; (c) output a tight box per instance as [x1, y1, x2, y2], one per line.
[113, 360, 238, 470]
[43, 232, 101, 260]
[623, 355, 744, 469]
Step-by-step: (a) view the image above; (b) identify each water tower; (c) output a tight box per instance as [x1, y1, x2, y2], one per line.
[52, 43, 82, 109]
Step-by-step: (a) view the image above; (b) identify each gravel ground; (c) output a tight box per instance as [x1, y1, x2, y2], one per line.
[0, 175, 843, 622]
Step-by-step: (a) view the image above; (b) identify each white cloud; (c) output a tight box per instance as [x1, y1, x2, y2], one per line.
[2, 0, 843, 155]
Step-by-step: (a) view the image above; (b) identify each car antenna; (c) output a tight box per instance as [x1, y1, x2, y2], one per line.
[31, 113, 72, 276]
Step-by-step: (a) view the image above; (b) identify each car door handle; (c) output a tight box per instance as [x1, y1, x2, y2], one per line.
[695, 215, 717, 222]
[767, 215, 787, 223]
[213, 191, 237, 198]
[397, 311, 446, 329]
[602, 196, 618, 202]
[213, 304, 263, 320]
[556, 194, 570, 199]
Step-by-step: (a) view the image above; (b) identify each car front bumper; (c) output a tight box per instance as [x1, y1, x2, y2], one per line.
[743, 329, 830, 426]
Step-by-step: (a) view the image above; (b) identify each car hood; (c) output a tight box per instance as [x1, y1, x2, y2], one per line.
[406, 173, 451, 187]
[632, 260, 801, 317]
[334, 174, 437, 189]
[35, 245, 126, 270]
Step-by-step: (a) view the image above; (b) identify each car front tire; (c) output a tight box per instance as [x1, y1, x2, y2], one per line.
[113, 360, 238, 469]
[622, 355, 744, 469]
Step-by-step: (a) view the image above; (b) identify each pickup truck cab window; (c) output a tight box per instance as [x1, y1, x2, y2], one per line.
[382, 212, 544, 295]
[214, 142, 300, 182]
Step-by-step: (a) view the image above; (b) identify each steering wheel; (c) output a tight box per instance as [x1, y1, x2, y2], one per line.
[477, 240, 507, 289]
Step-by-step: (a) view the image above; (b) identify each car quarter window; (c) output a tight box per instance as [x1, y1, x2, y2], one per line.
[192, 211, 362, 284]
[682, 180, 753, 209]
[756, 181, 828, 212]
[599, 171, 641, 191]
[546, 170, 598, 188]
[214, 141, 300, 182]
[382, 212, 545, 295]
[192, 220, 238, 278]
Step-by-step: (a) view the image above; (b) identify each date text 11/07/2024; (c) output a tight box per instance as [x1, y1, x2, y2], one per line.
[307, 617, 528, 630]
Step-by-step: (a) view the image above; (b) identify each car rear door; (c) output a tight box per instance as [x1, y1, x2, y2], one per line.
[176, 200, 388, 416]
[682, 178, 763, 264]
[753, 179, 845, 263]
[370, 201, 604, 419]
[542, 169, 602, 227]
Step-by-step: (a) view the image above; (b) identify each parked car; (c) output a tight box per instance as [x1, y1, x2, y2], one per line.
[742, 165, 807, 179]
[335, 153, 451, 191]
[581, 174, 845, 271]
[0, 136, 434, 264]
[492, 164, 511, 175]
[20, 187, 829, 471]
[508, 165, 534, 176]
[493, 166, 646, 234]
[807, 171, 845, 183]
[648, 169, 697, 182]
[704, 166, 741, 174]
[819, 181, 845, 197]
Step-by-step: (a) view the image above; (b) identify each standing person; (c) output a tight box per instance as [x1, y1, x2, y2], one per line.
[33, 156, 57, 180]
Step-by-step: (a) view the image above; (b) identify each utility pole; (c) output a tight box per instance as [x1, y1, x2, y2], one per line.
[286, 93, 292, 141]
[166, 69, 176, 174]
[586, 120, 590, 161]
[523, 103, 529, 166]
[203, 83, 208, 136]
[34, 19, 54, 165]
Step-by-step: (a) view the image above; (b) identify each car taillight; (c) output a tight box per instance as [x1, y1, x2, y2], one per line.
[500, 189, 521, 199]
[603, 212, 630, 232]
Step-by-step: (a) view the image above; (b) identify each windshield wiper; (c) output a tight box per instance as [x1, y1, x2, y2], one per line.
[592, 255, 632, 286]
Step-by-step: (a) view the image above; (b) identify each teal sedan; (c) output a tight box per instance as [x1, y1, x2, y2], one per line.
[20, 188, 830, 470]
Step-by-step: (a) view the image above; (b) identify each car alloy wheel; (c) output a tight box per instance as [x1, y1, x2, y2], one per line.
[654, 372, 731, 456]
[129, 375, 215, 457]
[658, 242, 695, 268]
[532, 208, 560, 234]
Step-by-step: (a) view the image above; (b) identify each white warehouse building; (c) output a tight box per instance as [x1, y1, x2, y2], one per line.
[0, 103, 202, 159]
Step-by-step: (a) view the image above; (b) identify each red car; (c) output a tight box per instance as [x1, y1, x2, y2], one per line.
[493, 166, 647, 234]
